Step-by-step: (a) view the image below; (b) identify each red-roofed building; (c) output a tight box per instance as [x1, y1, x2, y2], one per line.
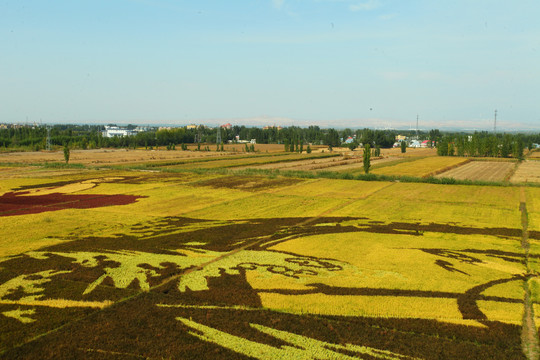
[421, 140, 435, 148]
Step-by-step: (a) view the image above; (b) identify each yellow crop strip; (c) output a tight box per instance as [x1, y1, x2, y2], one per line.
[270, 178, 393, 199]
[525, 187, 540, 231]
[333, 182, 522, 228]
[185, 192, 346, 220]
[259, 293, 463, 319]
[177, 316, 422, 360]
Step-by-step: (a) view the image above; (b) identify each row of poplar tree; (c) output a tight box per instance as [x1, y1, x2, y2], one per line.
[436, 133, 530, 159]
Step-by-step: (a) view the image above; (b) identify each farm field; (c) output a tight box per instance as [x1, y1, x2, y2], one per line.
[528, 150, 540, 159]
[0, 148, 224, 166]
[235, 154, 365, 172]
[367, 156, 470, 178]
[436, 161, 516, 182]
[511, 160, 540, 184]
[159, 152, 338, 170]
[0, 161, 536, 359]
[0, 145, 329, 167]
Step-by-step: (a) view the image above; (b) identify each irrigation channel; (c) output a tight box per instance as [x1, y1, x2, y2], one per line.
[520, 187, 540, 360]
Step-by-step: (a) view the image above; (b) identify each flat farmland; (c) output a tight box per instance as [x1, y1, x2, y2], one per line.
[369, 156, 469, 178]
[0, 148, 226, 166]
[436, 160, 515, 182]
[0, 162, 536, 359]
[161, 152, 337, 170]
[511, 160, 540, 183]
[236, 148, 438, 173]
[236, 154, 362, 171]
[528, 150, 540, 159]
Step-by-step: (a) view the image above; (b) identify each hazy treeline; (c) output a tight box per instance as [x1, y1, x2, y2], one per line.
[0, 124, 414, 151]
[1, 124, 538, 154]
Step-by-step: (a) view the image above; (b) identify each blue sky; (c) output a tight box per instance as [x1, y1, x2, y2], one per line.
[1, 0, 539, 130]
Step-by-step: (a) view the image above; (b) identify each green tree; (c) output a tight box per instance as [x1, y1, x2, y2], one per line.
[501, 134, 512, 158]
[63, 144, 70, 164]
[448, 142, 455, 156]
[456, 136, 465, 156]
[513, 136, 524, 160]
[363, 144, 371, 174]
[306, 144, 312, 153]
[400, 141, 406, 153]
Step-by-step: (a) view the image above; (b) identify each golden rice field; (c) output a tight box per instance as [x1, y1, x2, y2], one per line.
[370, 156, 470, 178]
[512, 160, 540, 184]
[0, 151, 538, 359]
[436, 161, 516, 182]
[528, 150, 540, 158]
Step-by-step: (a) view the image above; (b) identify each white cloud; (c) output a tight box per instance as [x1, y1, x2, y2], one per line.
[272, 0, 285, 9]
[349, 0, 380, 12]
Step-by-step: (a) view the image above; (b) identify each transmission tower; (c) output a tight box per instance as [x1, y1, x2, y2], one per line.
[216, 126, 221, 144]
[416, 115, 419, 139]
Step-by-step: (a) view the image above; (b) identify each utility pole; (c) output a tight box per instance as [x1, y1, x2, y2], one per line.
[493, 109, 497, 133]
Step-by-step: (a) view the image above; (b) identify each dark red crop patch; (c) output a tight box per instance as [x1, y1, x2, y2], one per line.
[0, 191, 145, 216]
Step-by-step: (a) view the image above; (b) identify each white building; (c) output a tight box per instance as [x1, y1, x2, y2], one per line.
[102, 126, 138, 138]
[409, 140, 421, 148]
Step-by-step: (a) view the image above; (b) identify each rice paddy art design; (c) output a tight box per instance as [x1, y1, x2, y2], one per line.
[0, 215, 531, 359]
